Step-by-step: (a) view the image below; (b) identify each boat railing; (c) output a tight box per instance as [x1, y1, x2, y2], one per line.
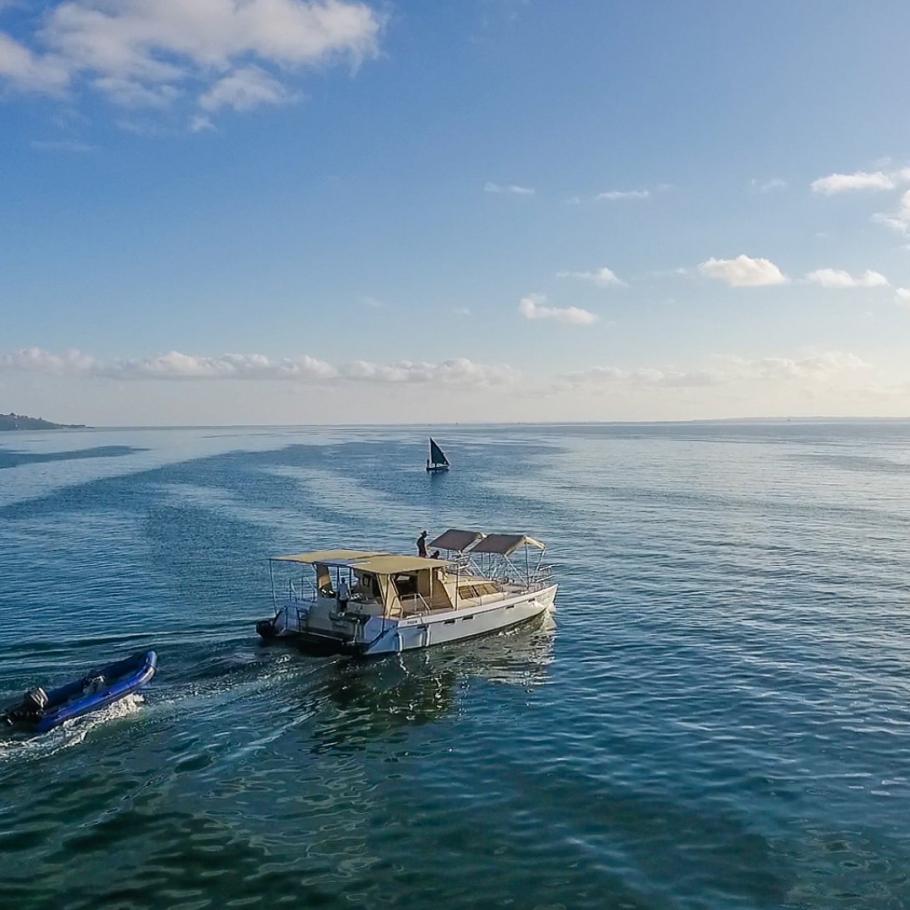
[291, 607, 309, 633]
[285, 579, 318, 606]
[442, 554, 474, 573]
[493, 566, 554, 593]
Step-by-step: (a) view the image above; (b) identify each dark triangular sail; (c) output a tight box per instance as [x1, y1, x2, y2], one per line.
[429, 438, 449, 466]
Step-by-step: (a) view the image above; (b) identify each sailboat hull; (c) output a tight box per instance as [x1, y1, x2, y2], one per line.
[426, 464, 449, 472]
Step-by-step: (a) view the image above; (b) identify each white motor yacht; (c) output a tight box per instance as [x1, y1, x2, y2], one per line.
[256, 529, 557, 656]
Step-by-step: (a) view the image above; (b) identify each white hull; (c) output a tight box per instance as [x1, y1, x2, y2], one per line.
[364, 583, 558, 655]
[267, 584, 558, 657]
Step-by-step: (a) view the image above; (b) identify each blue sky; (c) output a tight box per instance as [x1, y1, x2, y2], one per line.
[2, 0, 910, 424]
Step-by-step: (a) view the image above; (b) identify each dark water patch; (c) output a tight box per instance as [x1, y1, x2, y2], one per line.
[790, 452, 910, 475]
[0, 445, 145, 469]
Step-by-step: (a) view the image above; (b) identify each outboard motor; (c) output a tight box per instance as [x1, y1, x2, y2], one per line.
[256, 617, 277, 639]
[24, 687, 49, 713]
[2, 686, 49, 726]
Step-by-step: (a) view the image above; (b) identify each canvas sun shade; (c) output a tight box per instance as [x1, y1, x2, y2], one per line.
[347, 555, 450, 575]
[271, 549, 386, 566]
[469, 534, 545, 556]
[428, 529, 484, 551]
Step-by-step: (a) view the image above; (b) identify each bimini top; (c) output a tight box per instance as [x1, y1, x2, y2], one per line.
[271, 550, 449, 575]
[271, 549, 387, 566]
[348, 554, 450, 575]
[470, 534, 546, 556]
[428, 528, 485, 552]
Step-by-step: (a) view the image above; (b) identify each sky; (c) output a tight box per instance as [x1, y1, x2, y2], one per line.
[2, 0, 910, 425]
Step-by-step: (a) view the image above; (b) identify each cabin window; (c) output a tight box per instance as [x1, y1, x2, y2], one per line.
[359, 574, 380, 599]
[394, 574, 417, 598]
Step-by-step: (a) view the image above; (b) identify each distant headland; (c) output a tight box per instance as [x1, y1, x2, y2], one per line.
[0, 412, 87, 431]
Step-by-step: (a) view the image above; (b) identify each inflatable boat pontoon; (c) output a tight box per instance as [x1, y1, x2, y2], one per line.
[1, 650, 158, 733]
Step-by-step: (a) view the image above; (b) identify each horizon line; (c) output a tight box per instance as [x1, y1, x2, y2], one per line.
[11, 415, 910, 431]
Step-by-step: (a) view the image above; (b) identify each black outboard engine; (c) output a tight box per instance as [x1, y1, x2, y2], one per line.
[24, 687, 49, 713]
[256, 617, 277, 639]
[2, 687, 49, 726]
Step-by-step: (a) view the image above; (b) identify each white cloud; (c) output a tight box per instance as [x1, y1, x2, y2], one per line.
[30, 138, 95, 152]
[199, 66, 292, 112]
[189, 114, 215, 133]
[340, 357, 517, 386]
[595, 189, 650, 201]
[102, 350, 337, 381]
[559, 365, 722, 389]
[484, 181, 535, 196]
[895, 288, 910, 309]
[805, 268, 889, 289]
[556, 266, 625, 287]
[0, 31, 70, 94]
[698, 255, 788, 287]
[727, 351, 869, 381]
[872, 189, 910, 235]
[518, 293, 598, 325]
[810, 170, 895, 195]
[559, 350, 869, 390]
[568, 185, 669, 204]
[93, 76, 181, 108]
[0, 1, 381, 123]
[0, 346, 96, 373]
[751, 177, 787, 193]
[0, 347, 517, 387]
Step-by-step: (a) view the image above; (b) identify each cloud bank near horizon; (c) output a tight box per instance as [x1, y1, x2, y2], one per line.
[0, 345, 883, 395]
[0, 347, 519, 387]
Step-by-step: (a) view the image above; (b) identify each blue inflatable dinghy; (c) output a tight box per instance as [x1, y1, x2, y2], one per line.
[1, 651, 157, 733]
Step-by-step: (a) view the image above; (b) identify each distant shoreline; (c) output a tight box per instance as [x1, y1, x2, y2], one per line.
[0, 412, 87, 431]
[9, 416, 907, 431]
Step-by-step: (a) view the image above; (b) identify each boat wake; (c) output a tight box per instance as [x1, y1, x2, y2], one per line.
[0, 693, 145, 764]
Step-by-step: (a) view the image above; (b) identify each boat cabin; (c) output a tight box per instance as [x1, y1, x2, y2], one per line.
[269, 550, 458, 619]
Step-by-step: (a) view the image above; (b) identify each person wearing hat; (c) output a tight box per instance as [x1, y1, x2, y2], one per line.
[417, 530, 428, 557]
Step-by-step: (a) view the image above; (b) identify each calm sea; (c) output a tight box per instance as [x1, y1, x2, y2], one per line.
[1, 423, 909, 909]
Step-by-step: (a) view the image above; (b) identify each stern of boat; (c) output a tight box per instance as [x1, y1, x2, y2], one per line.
[257, 595, 392, 655]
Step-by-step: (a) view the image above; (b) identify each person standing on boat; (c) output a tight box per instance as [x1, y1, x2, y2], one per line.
[417, 530, 428, 557]
[337, 577, 350, 613]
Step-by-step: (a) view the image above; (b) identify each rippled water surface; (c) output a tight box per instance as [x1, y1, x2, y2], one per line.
[2, 423, 910, 909]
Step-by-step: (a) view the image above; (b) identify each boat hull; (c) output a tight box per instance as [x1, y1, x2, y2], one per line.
[2, 651, 158, 734]
[260, 585, 557, 657]
[365, 584, 557, 655]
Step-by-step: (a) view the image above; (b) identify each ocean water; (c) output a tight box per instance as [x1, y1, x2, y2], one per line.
[1, 422, 910, 909]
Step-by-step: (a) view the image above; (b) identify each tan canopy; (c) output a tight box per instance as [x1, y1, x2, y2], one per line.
[469, 534, 545, 556]
[348, 555, 450, 575]
[428, 529, 485, 551]
[271, 549, 386, 566]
